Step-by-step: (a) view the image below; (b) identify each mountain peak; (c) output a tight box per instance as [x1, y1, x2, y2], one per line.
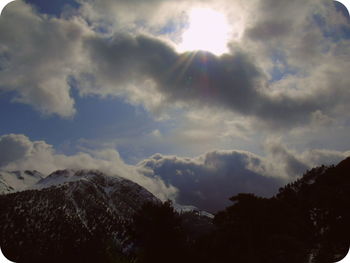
[34, 169, 124, 190]
[0, 170, 44, 194]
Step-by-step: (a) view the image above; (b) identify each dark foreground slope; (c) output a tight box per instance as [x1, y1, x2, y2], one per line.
[210, 157, 350, 263]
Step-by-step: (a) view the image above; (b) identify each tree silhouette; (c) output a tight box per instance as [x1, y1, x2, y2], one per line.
[129, 200, 188, 263]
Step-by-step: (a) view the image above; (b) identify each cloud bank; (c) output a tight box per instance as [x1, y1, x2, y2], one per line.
[138, 150, 285, 211]
[137, 144, 349, 211]
[0, 134, 348, 211]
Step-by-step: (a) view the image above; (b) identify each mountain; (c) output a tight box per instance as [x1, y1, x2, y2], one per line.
[0, 170, 43, 194]
[0, 169, 159, 263]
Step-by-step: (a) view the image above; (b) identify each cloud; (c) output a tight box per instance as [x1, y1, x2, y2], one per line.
[264, 139, 310, 178]
[240, 0, 350, 127]
[137, 142, 350, 212]
[301, 148, 350, 167]
[0, 134, 33, 166]
[264, 139, 350, 177]
[0, 1, 92, 117]
[81, 33, 331, 127]
[84, 34, 260, 105]
[0, 134, 177, 201]
[76, 0, 189, 36]
[242, 0, 332, 69]
[138, 150, 286, 212]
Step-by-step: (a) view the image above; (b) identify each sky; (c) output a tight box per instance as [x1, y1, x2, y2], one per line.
[0, 0, 349, 211]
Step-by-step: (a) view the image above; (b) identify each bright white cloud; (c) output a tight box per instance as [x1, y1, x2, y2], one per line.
[0, 1, 93, 117]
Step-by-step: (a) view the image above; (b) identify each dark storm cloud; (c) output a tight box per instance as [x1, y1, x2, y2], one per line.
[83, 34, 325, 127]
[138, 150, 285, 212]
[85, 34, 264, 112]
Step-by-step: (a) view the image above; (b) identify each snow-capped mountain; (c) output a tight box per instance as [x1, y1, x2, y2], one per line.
[0, 170, 43, 194]
[0, 169, 160, 262]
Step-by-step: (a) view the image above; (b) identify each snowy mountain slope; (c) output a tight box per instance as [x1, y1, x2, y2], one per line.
[0, 169, 160, 262]
[173, 203, 214, 219]
[35, 169, 160, 214]
[0, 170, 43, 194]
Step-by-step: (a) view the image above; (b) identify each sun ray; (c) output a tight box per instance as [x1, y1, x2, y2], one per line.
[166, 51, 198, 84]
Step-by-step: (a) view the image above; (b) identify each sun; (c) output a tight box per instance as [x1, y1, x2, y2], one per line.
[178, 8, 231, 56]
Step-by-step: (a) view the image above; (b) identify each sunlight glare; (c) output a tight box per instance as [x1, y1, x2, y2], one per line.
[178, 8, 231, 56]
